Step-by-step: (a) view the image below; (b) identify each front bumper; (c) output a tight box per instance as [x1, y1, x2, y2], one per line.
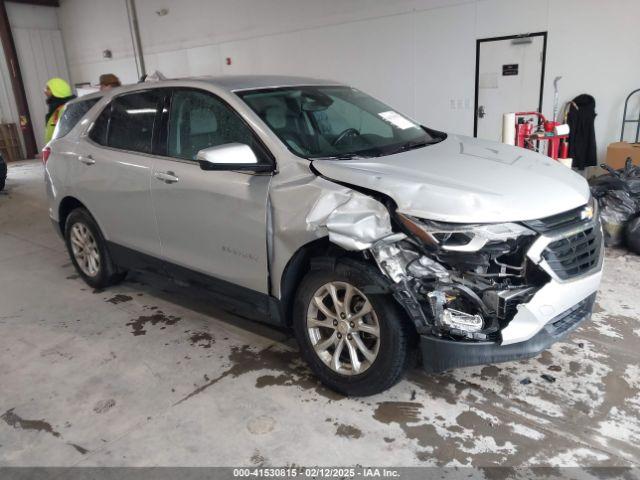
[420, 292, 596, 373]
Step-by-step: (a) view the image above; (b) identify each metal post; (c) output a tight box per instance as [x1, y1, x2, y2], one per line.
[125, 0, 145, 79]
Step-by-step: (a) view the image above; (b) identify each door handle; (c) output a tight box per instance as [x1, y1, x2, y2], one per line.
[79, 154, 95, 165]
[478, 105, 486, 118]
[154, 171, 179, 184]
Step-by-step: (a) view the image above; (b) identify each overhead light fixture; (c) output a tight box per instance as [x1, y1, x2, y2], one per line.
[511, 37, 533, 45]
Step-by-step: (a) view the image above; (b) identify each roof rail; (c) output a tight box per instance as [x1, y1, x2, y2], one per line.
[137, 70, 167, 83]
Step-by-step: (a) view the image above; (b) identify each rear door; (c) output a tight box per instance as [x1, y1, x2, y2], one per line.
[72, 90, 165, 258]
[150, 88, 273, 297]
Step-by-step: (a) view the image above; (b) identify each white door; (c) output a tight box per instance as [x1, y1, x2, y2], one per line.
[476, 34, 545, 142]
[13, 27, 71, 150]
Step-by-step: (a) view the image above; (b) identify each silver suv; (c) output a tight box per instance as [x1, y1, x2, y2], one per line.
[45, 76, 603, 395]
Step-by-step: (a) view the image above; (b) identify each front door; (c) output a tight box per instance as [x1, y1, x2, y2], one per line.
[150, 88, 273, 297]
[475, 33, 546, 141]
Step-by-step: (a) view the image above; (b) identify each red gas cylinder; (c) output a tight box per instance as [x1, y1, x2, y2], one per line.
[559, 141, 569, 159]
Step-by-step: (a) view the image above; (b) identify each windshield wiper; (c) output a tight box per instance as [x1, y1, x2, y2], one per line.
[312, 153, 363, 160]
[389, 140, 435, 155]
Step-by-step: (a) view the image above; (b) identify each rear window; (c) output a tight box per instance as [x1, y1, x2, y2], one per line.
[52, 98, 100, 140]
[107, 91, 164, 154]
[89, 104, 110, 146]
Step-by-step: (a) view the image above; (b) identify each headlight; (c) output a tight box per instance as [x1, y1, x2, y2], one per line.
[397, 214, 535, 252]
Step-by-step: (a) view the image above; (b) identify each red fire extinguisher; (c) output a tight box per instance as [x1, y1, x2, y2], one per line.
[515, 119, 532, 148]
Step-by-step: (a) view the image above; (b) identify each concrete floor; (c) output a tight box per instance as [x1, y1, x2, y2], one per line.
[1, 160, 639, 468]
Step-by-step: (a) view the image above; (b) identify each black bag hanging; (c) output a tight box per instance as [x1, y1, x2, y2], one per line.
[567, 94, 597, 169]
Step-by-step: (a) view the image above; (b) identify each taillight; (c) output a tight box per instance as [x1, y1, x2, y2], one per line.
[42, 146, 51, 164]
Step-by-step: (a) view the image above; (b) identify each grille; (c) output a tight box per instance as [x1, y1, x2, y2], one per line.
[546, 293, 596, 337]
[541, 223, 602, 280]
[524, 206, 587, 233]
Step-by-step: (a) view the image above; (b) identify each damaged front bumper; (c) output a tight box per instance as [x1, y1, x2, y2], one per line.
[420, 292, 596, 373]
[299, 176, 603, 374]
[370, 207, 604, 373]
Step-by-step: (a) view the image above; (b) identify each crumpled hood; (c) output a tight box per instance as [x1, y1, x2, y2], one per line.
[312, 134, 590, 223]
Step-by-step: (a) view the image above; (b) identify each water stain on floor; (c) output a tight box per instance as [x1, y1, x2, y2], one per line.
[373, 402, 423, 425]
[188, 331, 215, 349]
[68, 443, 89, 454]
[250, 449, 266, 465]
[1, 409, 61, 438]
[126, 311, 181, 336]
[93, 399, 116, 414]
[106, 294, 133, 305]
[174, 344, 342, 406]
[335, 423, 363, 439]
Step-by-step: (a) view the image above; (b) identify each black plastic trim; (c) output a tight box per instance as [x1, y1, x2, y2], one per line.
[107, 241, 284, 327]
[420, 293, 595, 373]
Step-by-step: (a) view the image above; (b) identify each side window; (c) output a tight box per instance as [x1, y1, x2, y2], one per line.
[52, 98, 100, 140]
[107, 90, 163, 154]
[89, 104, 110, 146]
[168, 90, 254, 161]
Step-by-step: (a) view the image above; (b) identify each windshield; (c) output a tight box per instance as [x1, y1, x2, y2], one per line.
[238, 86, 441, 159]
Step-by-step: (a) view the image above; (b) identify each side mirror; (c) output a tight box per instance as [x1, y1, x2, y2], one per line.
[196, 143, 273, 172]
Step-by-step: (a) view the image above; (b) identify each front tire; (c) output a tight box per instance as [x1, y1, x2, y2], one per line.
[64, 208, 126, 289]
[293, 259, 413, 396]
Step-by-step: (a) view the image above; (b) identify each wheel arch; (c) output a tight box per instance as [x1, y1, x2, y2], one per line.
[278, 236, 385, 327]
[58, 196, 88, 234]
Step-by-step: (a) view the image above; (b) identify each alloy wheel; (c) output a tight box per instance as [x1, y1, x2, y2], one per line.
[69, 222, 101, 277]
[306, 281, 380, 376]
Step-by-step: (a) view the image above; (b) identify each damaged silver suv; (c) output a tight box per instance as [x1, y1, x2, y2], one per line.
[45, 76, 603, 395]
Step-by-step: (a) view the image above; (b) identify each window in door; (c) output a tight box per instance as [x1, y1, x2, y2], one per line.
[53, 97, 101, 140]
[89, 104, 110, 146]
[167, 89, 255, 161]
[107, 90, 164, 154]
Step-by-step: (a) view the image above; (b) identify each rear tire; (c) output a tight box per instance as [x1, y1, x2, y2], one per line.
[293, 259, 413, 396]
[0, 160, 6, 191]
[64, 208, 126, 289]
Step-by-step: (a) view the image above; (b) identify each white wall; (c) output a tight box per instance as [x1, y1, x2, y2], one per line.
[56, 0, 640, 161]
[6, 2, 71, 150]
[0, 3, 71, 156]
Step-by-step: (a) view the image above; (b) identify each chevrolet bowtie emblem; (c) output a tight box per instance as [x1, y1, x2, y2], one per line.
[581, 205, 594, 220]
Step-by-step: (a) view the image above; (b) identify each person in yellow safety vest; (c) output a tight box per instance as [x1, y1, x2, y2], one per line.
[44, 78, 76, 144]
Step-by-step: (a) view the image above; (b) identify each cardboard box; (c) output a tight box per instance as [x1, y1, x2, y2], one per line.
[605, 141, 640, 170]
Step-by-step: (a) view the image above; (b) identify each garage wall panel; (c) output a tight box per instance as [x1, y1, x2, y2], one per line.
[413, 2, 476, 135]
[13, 28, 71, 150]
[54, 0, 640, 160]
[218, 13, 415, 116]
[132, 0, 469, 56]
[475, 0, 549, 39]
[186, 44, 223, 77]
[68, 57, 139, 88]
[542, 0, 640, 160]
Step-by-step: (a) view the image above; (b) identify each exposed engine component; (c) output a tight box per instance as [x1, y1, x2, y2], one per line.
[482, 287, 536, 321]
[370, 215, 547, 342]
[441, 309, 483, 333]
